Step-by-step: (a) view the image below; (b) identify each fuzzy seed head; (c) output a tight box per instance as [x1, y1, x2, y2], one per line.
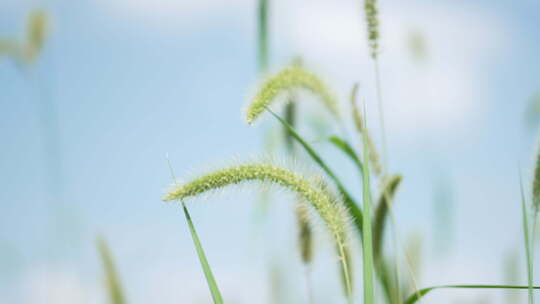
[246, 66, 339, 124]
[164, 164, 351, 271]
[364, 0, 379, 59]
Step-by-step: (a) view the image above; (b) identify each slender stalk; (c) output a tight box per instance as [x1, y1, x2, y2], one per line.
[373, 60, 388, 173]
[361, 106, 375, 304]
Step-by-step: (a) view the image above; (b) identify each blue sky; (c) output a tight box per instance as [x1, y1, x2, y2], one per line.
[1, 0, 540, 303]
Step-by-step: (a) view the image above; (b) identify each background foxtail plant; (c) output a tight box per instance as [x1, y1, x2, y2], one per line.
[0, 9, 48, 64]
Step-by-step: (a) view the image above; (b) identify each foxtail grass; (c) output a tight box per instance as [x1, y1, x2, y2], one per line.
[362, 0, 388, 174]
[364, 0, 379, 59]
[246, 66, 339, 124]
[164, 163, 353, 302]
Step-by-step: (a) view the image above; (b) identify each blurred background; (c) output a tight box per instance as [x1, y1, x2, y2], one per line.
[1, 0, 540, 303]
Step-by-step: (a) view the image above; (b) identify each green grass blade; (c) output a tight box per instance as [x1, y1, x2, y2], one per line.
[267, 109, 364, 234]
[405, 284, 540, 304]
[521, 174, 535, 304]
[182, 203, 224, 304]
[327, 135, 364, 174]
[97, 238, 126, 304]
[361, 118, 375, 304]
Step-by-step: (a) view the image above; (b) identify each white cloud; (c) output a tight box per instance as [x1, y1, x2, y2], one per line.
[20, 267, 98, 304]
[272, 0, 513, 143]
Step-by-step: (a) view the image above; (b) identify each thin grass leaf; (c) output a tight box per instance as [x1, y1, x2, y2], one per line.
[520, 174, 535, 304]
[328, 135, 364, 174]
[181, 203, 224, 304]
[405, 284, 540, 304]
[97, 238, 126, 304]
[267, 109, 364, 235]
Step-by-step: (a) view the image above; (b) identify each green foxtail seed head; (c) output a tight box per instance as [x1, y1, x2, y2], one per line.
[364, 0, 379, 59]
[163, 163, 352, 295]
[533, 146, 540, 212]
[245, 66, 339, 124]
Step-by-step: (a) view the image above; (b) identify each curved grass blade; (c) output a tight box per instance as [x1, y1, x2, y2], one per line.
[328, 135, 364, 174]
[97, 238, 126, 304]
[182, 203, 224, 304]
[267, 108, 364, 234]
[405, 284, 540, 304]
